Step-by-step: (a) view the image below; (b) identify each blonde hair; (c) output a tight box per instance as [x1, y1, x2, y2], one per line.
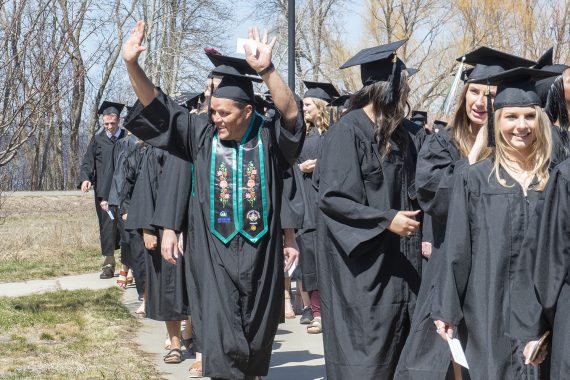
[305, 98, 331, 135]
[480, 106, 552, 191]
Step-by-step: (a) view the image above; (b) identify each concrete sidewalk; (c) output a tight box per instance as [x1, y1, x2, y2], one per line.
[122, 284, 326, 379]
[0, 272, 117, 297]
[0, 273, 326, 379]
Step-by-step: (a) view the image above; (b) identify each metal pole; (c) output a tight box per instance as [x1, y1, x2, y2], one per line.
[287, 0, 295, 92]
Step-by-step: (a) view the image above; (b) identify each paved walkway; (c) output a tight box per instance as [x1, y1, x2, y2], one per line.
[0, 272, 326, 379]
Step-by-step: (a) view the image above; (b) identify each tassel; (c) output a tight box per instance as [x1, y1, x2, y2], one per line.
[443, 56, 465, 115]
[486, 83, 495, 147]
[382, 54, 400, 105]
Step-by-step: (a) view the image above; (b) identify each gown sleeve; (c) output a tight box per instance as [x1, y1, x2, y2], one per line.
[270, 109, 306, 166]
[125, 89, 196, 162]
[78, 136, 96, 187]
[415, 132, 469, 223]
[151, 153, 192, 232]
[430, 169, 472, 326]
[318, 123, 398, 257]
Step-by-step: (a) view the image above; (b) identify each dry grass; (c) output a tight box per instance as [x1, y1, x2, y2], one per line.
[0, 288, 161, 379]
[0, 194, 102, 282]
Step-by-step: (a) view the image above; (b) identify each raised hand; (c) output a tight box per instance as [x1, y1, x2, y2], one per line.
[244, 27, 276, 74]
[123, 20, 147, 64]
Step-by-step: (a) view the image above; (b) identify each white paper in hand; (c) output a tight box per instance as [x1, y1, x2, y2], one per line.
[236, 38, 258, 55]
[106, 209, 115, 221]
[287, 260, 298, 277]
[447, 337, 469, 369]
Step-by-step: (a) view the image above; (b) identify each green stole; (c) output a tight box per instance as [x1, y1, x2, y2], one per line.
[210, 112, 268, 244]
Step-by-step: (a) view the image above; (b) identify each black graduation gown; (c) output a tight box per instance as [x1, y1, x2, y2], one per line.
[508, 161, 570, 379]
[79, 129, 126, 257]
[550, 124, 570, 168]
[395, 127, 466, 380]
[125, 146, 189, 321]
[316, 109, 422, 380]
[295, 127, 324, 291]
[431, 158, 541, 380]
[125, 90, 305, 379]
[150, 153, 193, 320]
[108, 135, 146, 296]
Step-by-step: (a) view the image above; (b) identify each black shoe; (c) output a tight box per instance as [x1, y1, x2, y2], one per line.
[99, 265, 115, 279]
[299, 306, 314, 325]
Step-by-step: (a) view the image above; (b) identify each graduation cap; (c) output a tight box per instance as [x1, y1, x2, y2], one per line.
[533, 47, 570, 107]
[433, 119, 447, 131]
[303, 81, 340, 104]
[411, 110, 428, 127]
[458, 47, 536, 83]
[330, 93, 352, 108]
[406, 67, 419, 77]
[98, 101, 125, 116]
[472, 67, 559, 146]
[172, 91, 203, 109]
[206, 52, 262, 104]
[340, 39, 408, 103]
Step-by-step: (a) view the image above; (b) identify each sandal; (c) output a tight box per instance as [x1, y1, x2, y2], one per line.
[135, 301, 146, 316]
[116, 271, 127, 288]
[126, 269, 134, 285]
[188, 360, 203, 378]
[181, 337, 194, 355]
[163, 348, 182, 364]
[307, 317, 322, 334]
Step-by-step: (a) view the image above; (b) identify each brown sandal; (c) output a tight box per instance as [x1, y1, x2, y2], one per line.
[188, 360, 203, 378]
[163, 348, 182, 364]
[307, 317, 322, 334]
[116, 271, 127, 288]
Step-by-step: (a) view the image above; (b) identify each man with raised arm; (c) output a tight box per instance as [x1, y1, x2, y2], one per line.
[122, 21, 304, 380]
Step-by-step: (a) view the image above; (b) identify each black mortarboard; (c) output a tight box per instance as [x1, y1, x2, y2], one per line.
[340, 40, 408, 99]
[411, 110, 428, 127]
[533, 47, 570, 107]
[406, 67, 419, 77]
[206, 53, 262, 104]
[303, 81, 340, 104]
[479, 67, 559, 110]
[98, 101, 125, 116]
[433, 119, 447, 130]
[172, 91, 203, 109]
[330, 93, 352, 108]
[458, 47, 535, 83]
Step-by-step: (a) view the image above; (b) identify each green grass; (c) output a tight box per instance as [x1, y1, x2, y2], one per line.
[0, 195, 103, 282]
[0, 248, 100, 282]
[0, 288, 161, 379]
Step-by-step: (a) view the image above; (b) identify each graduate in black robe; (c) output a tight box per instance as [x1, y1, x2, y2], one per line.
[122, 22, 303, 379]
[395, 47, 537, 380]
[107, 131, 146, 297]
[316, 40, 423, 379]
[79, 101, 126, 277]
[294, 80, 340, 331]
[509, 161, 570, 378]
[432, 67, 558, 380]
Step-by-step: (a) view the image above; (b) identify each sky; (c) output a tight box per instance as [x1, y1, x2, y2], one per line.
[226, 1, 365, 56]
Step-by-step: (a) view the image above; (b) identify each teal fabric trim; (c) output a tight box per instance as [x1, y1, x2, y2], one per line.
[209, 133, 238, 244]
[240, 115, 269, 243]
